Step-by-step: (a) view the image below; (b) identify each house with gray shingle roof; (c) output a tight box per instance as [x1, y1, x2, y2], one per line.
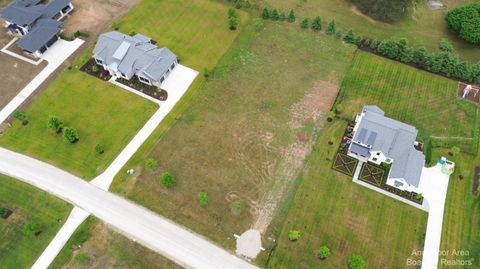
[93, 31, 178, 88]
[0, 0, 73, 57]
[348, 105, 425, 192]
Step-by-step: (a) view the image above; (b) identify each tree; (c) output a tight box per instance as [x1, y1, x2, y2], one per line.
[369, 39, 378, 50]
[228, 8, 236, 18]
[234, 0, 241, 9]
[344, 29, 355, 44]
[439, 38, 454, 52]
[145, 158, 158, 170]
[326, 19, 336, 35]
[160, 172, 176, 188]
[47, 117, 63, 133]
[445, 3, 480, 44]
[63, 127, 79, 143]
[198, 192, 209, 206]
[348, 254, 365, 269]
[288, 230, 301, 241]
[300, 18, 309, 29]
[318, 246, 331, 259]
[95, 144, 105, 154]
[254, 18, 263, 32]
[271, 8, 280, 20]
[287, 9, 295, 23]
[279, 11, 287, 21]
[229, 16, 239, 30]
[261, 8, 270, 19]
[350, 0, 412, 22]
[311, 16, 322, 32]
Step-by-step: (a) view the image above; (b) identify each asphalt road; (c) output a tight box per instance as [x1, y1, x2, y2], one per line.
[0, 147, 258, 269]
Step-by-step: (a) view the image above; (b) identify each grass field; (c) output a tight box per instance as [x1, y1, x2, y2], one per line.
[0, 175, 71, 268]
[112, 0, 248, 71]
[111, 19, 355, 249]
[0, 67, 158, 180]
[266, 120, 428, 268]
[338, 51, 478, 147]
[50, 218, 182, 269]
[259, 0, 480, 61]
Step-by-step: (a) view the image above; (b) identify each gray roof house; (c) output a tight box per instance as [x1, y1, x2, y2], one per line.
[93, 31, 178, 87]
[0, 0, 74, 57]
[348, 105, 425, 192]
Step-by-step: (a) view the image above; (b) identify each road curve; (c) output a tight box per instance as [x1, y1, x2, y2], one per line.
[0, 148, 258, 269]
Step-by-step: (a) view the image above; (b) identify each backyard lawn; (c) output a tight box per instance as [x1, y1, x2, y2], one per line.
[111, 19, 356, 250]
[0, 175, 71, 268]
[338, 51, 478, 151]
[260, 0, 480, 61]
[0, 68, 158, 180]
[266, 121, 428, 268]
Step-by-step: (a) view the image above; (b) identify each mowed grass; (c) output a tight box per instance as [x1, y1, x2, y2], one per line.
[267, 121, 427, 268]
[50, 218, 182, 269]
[0, 69, 158, 180]
[0, 175, 71, 268]
[261, 0, 480, 61]
[112, 21, 356, 249]
[339, 51, 478, 141]
[113, 0, 248, 70]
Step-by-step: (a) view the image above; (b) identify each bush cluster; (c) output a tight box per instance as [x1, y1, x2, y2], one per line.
[445, 3, 480, 44]
[262, 7, 296, 23]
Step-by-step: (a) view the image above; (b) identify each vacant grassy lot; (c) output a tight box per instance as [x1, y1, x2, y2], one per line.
[112, 19, 355, 249]
[267, 121, 428, 268]
[113, 0, 248, 71]
[0, 68, 158, 180]
[259, 0, 480, 61]
[338, 51, 478, 145]
[0, 175, 71, 268]
[50, 218, 182, 269]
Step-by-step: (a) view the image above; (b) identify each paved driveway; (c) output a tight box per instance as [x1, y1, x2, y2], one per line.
[0, 147, 258, 269]
[418, 164, 451, 269]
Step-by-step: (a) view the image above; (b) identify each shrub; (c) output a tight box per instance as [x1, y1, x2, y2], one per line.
[160, 172, 176, 188]
[47, 116, 63, 133]
[95, 144, 105, 154]
[318, 245, 331, 259]
[261, 8, 270, 19]
[369, 39, 378, 50]
[439, 38, 454, 52]
[63, 127, 79, 143]
[229, 199, 246, 215]
[450, 146, 461, 156]
[445, 3, 480, 44]
[229, 16, 239, 30]
[300, 18, 309, 29]
[74, 30, 90, 38]
[326, 19, 336, 35]
[254, 18, 263, 32]
[145, 158, 158, 170]
[234, 0, 241, 9]
[288, 230, 301, 241]
[0, 207, 9, 218]
[335, 30, 342, 39]
[13, 110, 27, 121]
[413, 47, 428, 63]
[287, 9, 295, 22]
[91, 64, 98, 72]
[311, 16, 322, 32]
[348, 254, 366, 269]
[23, 222, 42, 236]
[228, 8, 236, 18]
[198, 192, 209, 206]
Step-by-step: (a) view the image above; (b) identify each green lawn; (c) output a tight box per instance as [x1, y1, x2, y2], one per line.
[113, 0, 249, 71]
[0, 69, 158, 180]
[261, 0, 480, 61]
[266, 121, 428, 268]
[338, 51, 478, 150]
[0, 175, 71, 268]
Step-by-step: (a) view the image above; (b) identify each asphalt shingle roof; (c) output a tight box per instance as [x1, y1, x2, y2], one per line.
[16, 18, 60, 52]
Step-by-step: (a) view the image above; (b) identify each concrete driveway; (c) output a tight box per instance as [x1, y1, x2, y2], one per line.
[0, 147, 258, 269]
[418, 164, 451, 269]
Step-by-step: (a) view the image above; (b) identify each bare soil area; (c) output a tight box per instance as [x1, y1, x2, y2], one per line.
[63, 0, 139, 37]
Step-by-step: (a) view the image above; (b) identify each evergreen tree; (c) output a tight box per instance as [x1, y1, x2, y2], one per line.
[300, 17, 309, 29]
[326, 19, 336, 35]
[271, 8, 280, 20]
[261, 8, 270, 19]
[287, 9, 296, 22]
[311, 16, 322, 32]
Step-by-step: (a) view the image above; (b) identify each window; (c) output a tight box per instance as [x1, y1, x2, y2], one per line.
[170, 63, 176, 69]
[160, 77, 165, 83]
[372, 157, 377, 161]
[96, 58, 103, 65]
[139, 76, 150, 84]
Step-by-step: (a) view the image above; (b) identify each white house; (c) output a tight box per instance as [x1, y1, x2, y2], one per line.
[348, 105, 425, 193]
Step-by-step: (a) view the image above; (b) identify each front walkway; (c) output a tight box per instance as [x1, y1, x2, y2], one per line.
[0, 39, 84, 125]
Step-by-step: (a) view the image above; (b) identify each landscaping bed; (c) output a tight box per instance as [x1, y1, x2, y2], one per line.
[332, 153, 358, 176]
[116, 76, 168, 101]
[473, 166, 480, 197]
[80, 58, 111, 81]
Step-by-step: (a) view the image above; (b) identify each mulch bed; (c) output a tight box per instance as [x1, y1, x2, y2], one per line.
[80, 58, 112, 81]
[116, 76, 168, 101]
[473, 166, 480, 197]
[332, 153, 358, 176]
[457, 82, 480, 104]
[358, 163, 384, 186]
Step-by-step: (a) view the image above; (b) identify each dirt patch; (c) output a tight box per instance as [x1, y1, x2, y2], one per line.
[63, 0, 139, 37]
[288, 81, 339, 129]
[458, 82, 480, 104]
[252, 81, 340, 232]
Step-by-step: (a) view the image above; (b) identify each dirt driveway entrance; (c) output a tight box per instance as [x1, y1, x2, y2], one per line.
[63, 0, 139, 37]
